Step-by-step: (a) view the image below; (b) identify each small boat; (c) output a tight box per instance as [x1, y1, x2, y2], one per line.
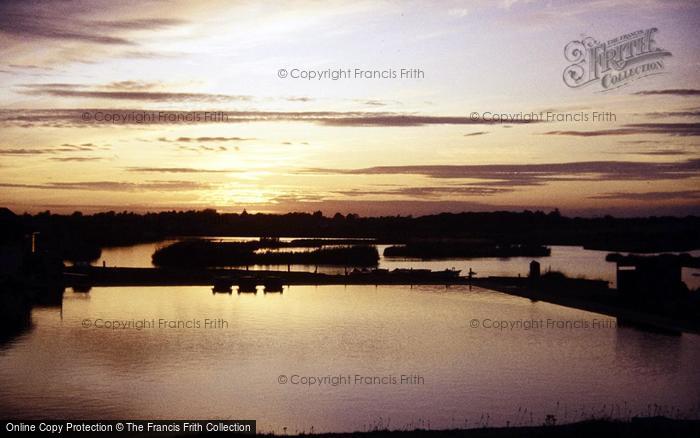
[263, 276, 284, 293]
[237, 276, 258, 293]
[432, 268, 462, 279]
[72, 284, 92, 293]
[65, 272, 91, 292]
[391, 268, 432, 276]
[212, 276, 233, 293]
[349, 268, 371, 276]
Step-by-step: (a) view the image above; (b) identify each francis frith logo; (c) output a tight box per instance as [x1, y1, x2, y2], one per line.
[563, 28, 672, 91]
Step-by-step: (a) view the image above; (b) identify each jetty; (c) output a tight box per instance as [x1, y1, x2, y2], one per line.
[62, 266, 466, 287]
[60, 263, 700, 335]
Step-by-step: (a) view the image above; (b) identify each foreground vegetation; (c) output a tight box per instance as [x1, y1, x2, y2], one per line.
[255, 417, 700, 438]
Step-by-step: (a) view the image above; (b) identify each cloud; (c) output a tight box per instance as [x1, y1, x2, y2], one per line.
[1, 64, 59, 77]
[118, 50, 188, 59]
[319, 115, 538, 127]
[642, 111, 700, 118]
[17, 84, 252, 102]
[500, 0, 700, 30]
[158, 136, 253, 142]
[543, 123, 700, 137]
[0, 148, 56, 155]
[633, 89, 700, 97]
[302, 159, 700, 188]
[590, 190, 700, 201]
[126, 167, 236, 173]
[0, 180, 210, 192]
[335, 186, 511, 198]
[92, 18, 186, 31]
[0, 2, 186, 46]
[176, 145, 236, 153]
[0, 143, 109, 155]
[618, 140, 667, 145]
[49, 157, 106, 162]
[102, 81, 161, 91]
[0, 109, 540, 128]
[8, 63, 55, 71]
[286, 96, 314, 102]
[0, 14, 133, 45]
[629, 149, 692, 156]
[361, 100, 388, 107]
[60, 143, 110, 151]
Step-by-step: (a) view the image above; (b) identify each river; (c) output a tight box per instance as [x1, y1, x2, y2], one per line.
[1, 240, 699, 433]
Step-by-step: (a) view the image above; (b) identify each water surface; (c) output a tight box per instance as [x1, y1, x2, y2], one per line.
[93, 240, 700, 290]
[1, 285, 698, 433]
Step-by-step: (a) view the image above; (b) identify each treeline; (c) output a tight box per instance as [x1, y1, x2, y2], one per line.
[2, 208, 699, 257]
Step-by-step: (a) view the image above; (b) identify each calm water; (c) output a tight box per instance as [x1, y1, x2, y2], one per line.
[1, 285, 699, 432]
[92, 240, 700, 290]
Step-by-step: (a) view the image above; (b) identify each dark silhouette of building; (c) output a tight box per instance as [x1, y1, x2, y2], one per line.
[529, 260, 540, 280]
[614, 255, 686, 303]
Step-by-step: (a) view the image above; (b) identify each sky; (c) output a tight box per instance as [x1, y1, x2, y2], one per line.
[0, 0, 698, 217]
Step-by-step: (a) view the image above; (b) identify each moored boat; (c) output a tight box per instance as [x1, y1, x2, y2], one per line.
[237, 276, 258, 293]
[263, 276, 284, 293]
[212, 276, 233, 293]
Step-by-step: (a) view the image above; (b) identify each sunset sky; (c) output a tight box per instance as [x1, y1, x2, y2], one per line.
[1, 0, 698, 216]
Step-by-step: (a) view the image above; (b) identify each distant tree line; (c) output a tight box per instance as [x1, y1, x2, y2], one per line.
[1, 208, 698, 261]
